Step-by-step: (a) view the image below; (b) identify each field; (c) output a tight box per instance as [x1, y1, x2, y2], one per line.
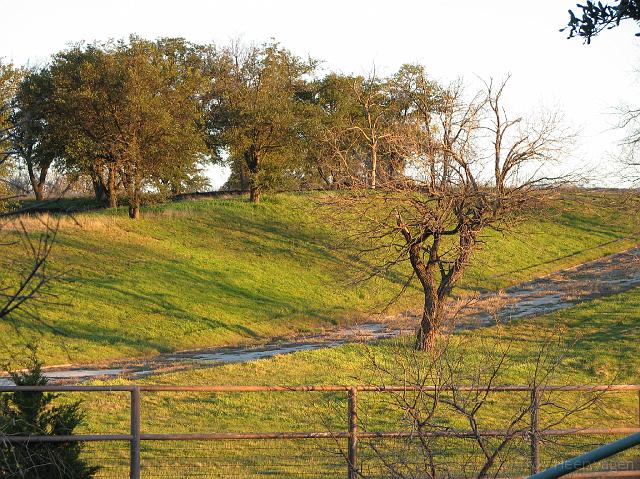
[0, 191, 637, 366]
[69, 285, 640, 477]
[1, 190, 638, 477]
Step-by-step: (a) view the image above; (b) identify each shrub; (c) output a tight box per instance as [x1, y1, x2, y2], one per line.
[0, 352, 98, 478]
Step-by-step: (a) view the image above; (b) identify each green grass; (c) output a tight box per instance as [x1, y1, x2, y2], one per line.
[72, 284, 640, 477]
[0, 190, 637, 365]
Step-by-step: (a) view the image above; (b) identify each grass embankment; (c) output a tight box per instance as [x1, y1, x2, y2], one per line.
[75, 285, 640, 477]
[0, 190, 636, 365]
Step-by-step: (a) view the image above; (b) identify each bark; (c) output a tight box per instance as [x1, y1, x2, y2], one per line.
[106, 165, 117, 208]
[415, 291, 443, 351]
[370, 146, 377, 189]
[126, 169, 141, 219]
[128, 200, 140, 219]
[24, 146, 50, 201]
[32, 182, 45, 202]
[239, 163, 249, 190]
[249, 185, 261, 203]
[245, 148, 261, 203]
[90, 161, 109, 205]
[27, 166, 45, 201]
[91, 175, 107, 204]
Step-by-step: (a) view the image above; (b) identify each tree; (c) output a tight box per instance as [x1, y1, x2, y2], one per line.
[51, 37, 209, 217]
[313, 71, 397, 190]
[0, 350, 98, 478]
[0, 61, 22, 209]
[206, 41, 317, 202]
[0, 62, 20, 158]
[10, 68, 62, 201]
[357, 330, 600, 478]
[347, 72, 395, 189]
[329, 79, 568, 351]
[563, 0, 640, 42]
[48, 44, 121, 207]
[306, 73, 366, 188]
[312, 66, 440, 190]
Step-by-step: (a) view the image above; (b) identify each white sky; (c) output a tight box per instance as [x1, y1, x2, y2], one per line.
[2, 0, 639, 187]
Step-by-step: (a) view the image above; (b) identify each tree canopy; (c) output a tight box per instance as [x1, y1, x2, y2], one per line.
[49, 37, 210, 217]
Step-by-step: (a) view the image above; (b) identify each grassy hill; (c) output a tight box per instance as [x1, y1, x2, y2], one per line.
[76, 284, 640, 477]
[0, 191, 636, 365]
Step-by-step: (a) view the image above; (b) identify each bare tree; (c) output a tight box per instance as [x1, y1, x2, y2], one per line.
[326, 78, 569, 350]
[348, 72, 395, 190]
[354, 330, 601, 479]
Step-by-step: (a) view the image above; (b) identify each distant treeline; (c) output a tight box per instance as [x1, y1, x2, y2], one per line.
[0, 36, 445, 217]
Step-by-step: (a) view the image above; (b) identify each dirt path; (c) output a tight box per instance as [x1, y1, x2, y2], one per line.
[3, 246, 639, 385]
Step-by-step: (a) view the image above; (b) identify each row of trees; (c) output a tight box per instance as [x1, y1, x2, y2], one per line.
[0, 37, 473, 214]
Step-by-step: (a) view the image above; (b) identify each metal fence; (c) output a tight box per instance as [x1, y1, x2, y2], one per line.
[1, 384, 640, 479]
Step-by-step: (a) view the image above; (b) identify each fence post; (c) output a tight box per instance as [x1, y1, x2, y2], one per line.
[348, 387, 358, 479]
[530, 387, 540, 475]
[637, 390, 640, 427]
[130, 386, 141, 479]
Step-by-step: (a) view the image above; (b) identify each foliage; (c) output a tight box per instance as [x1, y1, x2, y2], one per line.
[0, 61, 22, 211]
[206, 41, 318, 202]
[0, 350, 98, 478]
[563, 0, 640, 42]
[50, 37, 210, 217]
[10, 68, 62, 201]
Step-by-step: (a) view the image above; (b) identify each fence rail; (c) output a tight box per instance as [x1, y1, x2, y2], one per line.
[1, 384, 639, 479]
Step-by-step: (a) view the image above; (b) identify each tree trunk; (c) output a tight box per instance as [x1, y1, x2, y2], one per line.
[245, 148, 260, 203]
[415, 294, 443, 351]
[239, 163, 249, 190]
[128, 182, 140, 219]
[92, 176, 107, 204]
[33, 183, 45, 201]
[249, 185, 261, 203]
[128, 201, 140, 219]
[107, 165, 118, 208]
[26, 156, 47, 201]
[90, 161, 109, 205]
[370, 146, 377, 189]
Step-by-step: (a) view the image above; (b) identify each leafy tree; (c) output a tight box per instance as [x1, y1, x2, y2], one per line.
[564, 0, 640, 42]
[0, 351, 98, 478]
[48, 44, 121, 207]
[312, 66, 442, 190]
[206, 42, 317, 202]
[0, 62, 20, 157]
[10, 68, 63, 201]
[0, 61, 22, 210]
[51, 37, 209, 218]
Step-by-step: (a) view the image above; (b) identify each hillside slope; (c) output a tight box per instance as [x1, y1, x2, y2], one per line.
[0, 191, 636, 364]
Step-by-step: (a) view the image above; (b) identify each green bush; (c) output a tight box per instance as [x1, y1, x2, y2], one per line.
[0, 353, 98, 478]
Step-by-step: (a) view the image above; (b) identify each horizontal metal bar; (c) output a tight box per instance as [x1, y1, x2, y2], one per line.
[141, 432, 343, 440]
[0, 434, 132, 443]
[4, 427, 639, 443]
[0, 385, 135, 392]
[0, 384, 638, 393]
[541, 428, 640, 436]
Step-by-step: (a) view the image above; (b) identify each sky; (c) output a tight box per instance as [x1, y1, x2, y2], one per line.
[2, 0, 639, 187]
